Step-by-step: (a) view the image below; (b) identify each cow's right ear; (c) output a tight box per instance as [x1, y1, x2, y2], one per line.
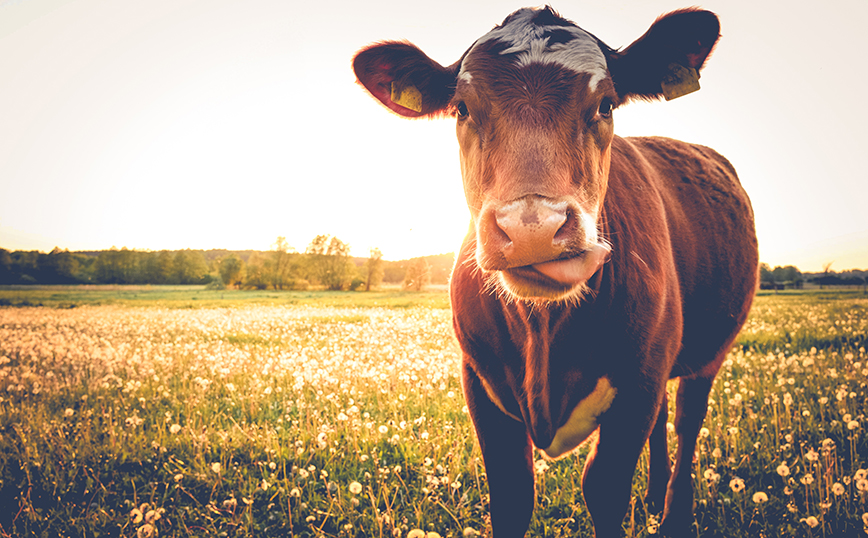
[353, 42, 458, 118]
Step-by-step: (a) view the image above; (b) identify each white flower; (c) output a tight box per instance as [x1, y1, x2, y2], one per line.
[752, 492, 768, 504]
[349, 481, 363, 495]
[169, 424, 182, 434]
[211, 462, 222, 474]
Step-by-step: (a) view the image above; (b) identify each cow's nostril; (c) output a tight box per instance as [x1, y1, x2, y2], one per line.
[553, 209, 578, 243]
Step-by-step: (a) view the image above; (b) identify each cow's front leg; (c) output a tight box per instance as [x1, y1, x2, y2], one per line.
[461, 361, 534, 538]
[582, 390, 663, 538]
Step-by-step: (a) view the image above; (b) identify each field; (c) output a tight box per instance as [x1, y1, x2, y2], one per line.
[0, 288, 867, 537]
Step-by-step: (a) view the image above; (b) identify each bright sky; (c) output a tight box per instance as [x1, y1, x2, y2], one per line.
[1, 0, 866, 270]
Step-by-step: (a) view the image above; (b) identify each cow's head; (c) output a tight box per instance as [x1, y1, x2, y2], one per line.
[354, 6, 719, 302]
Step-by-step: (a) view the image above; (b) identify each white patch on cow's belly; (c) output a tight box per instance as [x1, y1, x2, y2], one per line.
[542, 376, 616, 459]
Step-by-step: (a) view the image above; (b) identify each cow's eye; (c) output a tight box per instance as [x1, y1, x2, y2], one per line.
[598, 98, 613, 118]
[456, 101, 469, 119]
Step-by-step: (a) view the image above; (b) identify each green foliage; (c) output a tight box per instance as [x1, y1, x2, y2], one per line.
[305, 235, 356, 291]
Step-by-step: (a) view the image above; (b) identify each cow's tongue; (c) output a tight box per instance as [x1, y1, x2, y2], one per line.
[531, 244, 610, 285]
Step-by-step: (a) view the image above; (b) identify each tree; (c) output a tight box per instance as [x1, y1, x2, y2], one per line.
[402, 257, 431, 291]
[173, 250, 208, 284]
[219, 255, 245, 288]
[244, 251, 271, 289]
[364, 248, 384, 291]
[305, 235, 355, 290]
[271, 236, 298, 290]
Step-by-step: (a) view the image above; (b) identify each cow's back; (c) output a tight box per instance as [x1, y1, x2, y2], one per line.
[608, 136, 758, 377]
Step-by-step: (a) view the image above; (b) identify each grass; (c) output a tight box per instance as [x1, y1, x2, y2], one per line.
[0, 287, 866, 537]
[0, 285, 451, 310]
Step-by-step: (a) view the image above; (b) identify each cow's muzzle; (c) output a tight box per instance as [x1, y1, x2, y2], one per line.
[476, 195, 609, 293]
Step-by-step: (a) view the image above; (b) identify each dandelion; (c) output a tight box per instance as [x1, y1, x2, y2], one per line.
[174, 473, 183, 482]
[211, 462, 222, 474]
[378, 425, 389, 434]
[426, 533, 442, 538]
[407, 530, 426, 538]
[800, 474, 814, 485]
[349, 481, 363, 495]
[856, 478, 868, 492]
[862, 513, 868, 526]
[222, 497, 237, 510]
[534, 460, 549, 475]
[777, 463, 791, 477]
[699, 427, 710, 439]
[752, 492, 769, 504]
[463, 528, 479, 537]
[290, 487, 301, 498]
[137, 524, 157, 538]
[805, 448, 818, 462]
[848, 420, 860, 430]
[832, 483, 845, 495]
[802, 516, 819, 528]
[730, 477, 745, 493]
[131, 507, 144, 524]
[169, 424, 181, 434]
[64, 408, 74, 418]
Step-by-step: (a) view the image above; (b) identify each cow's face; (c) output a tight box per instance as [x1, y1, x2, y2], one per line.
[354, 6, 719, 302]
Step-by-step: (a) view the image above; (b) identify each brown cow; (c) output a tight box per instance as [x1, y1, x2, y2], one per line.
[354, 6, 757, 537]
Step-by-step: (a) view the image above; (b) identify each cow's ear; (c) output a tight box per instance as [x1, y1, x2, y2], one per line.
[354, 41, 459, 118]
[607, 9, 720, 102]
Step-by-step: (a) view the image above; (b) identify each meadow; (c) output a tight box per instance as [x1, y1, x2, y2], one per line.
[0, 287, 866, 537]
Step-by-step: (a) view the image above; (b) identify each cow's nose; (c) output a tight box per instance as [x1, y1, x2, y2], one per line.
[481, 196, 576, 267]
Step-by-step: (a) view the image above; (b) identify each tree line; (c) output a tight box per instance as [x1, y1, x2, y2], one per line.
[759, 263, 868, 290]
[0, 236, 455, 291]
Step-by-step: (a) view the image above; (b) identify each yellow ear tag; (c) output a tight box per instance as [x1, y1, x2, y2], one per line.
[390, 81, 423, 113]
[661, 63, 700, 101]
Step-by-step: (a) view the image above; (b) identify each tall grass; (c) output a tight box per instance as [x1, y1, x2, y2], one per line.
[0, 291, 866, 537]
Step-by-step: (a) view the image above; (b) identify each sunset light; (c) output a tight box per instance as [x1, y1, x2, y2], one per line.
[1, 0, 866, 269]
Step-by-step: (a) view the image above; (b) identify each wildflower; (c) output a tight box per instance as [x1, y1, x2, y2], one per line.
[261, 479, 270, 491]
[169, 424, 182, 434]
[130, 507, 144, 524]
[64, 408, 74, 418]
[349, 481, 363, 495]
[699, 427, 709, 439]
[862, 513, 868, 526]
[849, 420, 860, 430]
[378, 425, 389, 434]
[832, 482, 845, 496]
[855, 469, 868, 481]
[317, 432, 328, 449]
[426, 533, 442, 538]
[137, 524, 157, 538]
[222, 497, 237, 510]
[534, 460, 549, 475]
[776, 463, 791, 477]
[802, 516, 819, 528]
[783, 393, 793, 406]
[730, 477, 745, 493]
[856, 478, 868, 492]
[752, 492, 768, 504]
[711, 448, 722, 459]
[407, 530, 426, 538]
[211, 462, 222, 474]
[290, 487, 301, 498]
[463, 528, 479, 537]
[800, 474, 814, 485]
[174, 473, 183, 482]
[306, 515, 316, 523]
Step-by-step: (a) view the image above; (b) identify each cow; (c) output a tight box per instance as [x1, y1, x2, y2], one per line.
[353, 6, 758, 537]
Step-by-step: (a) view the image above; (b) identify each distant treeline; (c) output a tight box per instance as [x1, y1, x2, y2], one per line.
[759, 263, 868, 290]
[0, 236, 455, 291]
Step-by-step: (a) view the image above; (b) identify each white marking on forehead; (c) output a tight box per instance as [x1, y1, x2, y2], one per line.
[458, 8, 608, 91]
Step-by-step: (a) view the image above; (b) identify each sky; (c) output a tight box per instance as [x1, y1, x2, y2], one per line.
[1, 0, 866, 270]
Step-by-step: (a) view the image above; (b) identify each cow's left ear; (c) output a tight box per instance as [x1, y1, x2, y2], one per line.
[354, 41, 459, 118]
[606, 9, 720, 102]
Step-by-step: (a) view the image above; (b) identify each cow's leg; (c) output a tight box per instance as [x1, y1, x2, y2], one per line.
[461, 361, 534, 538]
[659, 374, 715, 535]
[644, 388, 671, 512]
[582, 389, 663, 538]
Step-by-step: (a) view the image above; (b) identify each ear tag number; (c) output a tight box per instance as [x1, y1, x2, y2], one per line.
[391, 82, 423, 112]
[661, 63, 700, 101]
